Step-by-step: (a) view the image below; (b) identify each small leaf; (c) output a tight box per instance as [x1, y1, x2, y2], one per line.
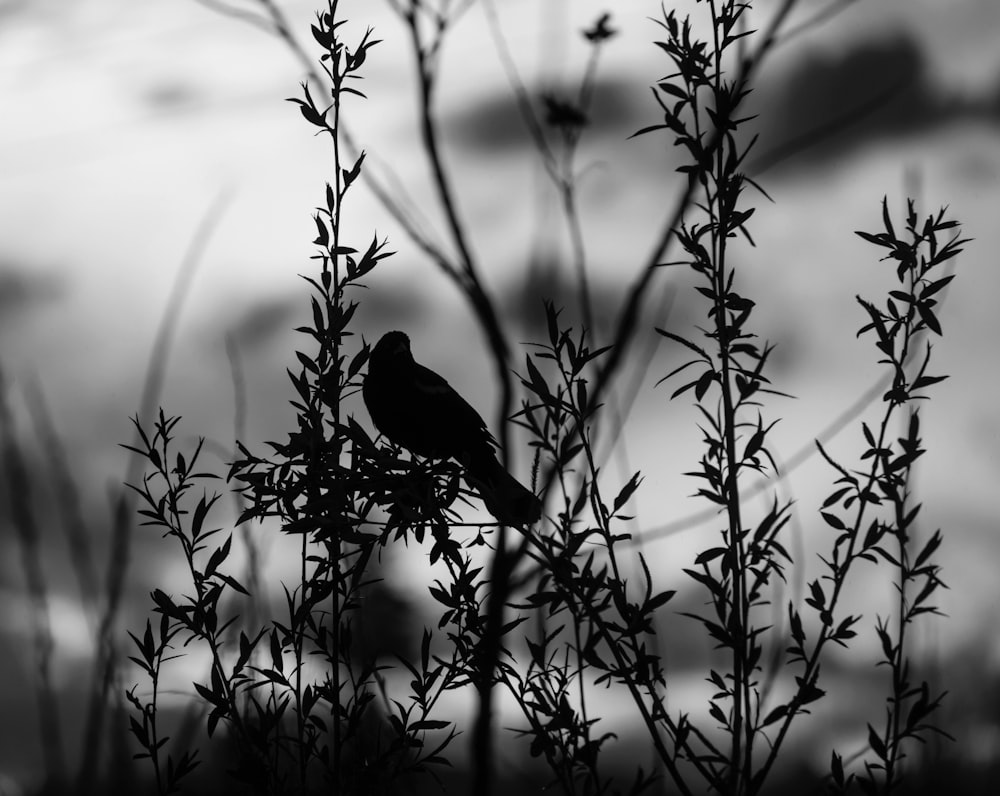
[831, 750, 845, 786]
[657, 81, 688, 101]
[411, 719, 451, 731]
[821, 511, 845, 531]
[761, 704, 788, 727]
[795, 676, 826, 704]
[647, 589, 676, 611]
[694, 369, 715, 401]
[913, 529, 943, 570]
[695, 547, 726, 565]
[270, 630, 283, 674]
[612, 471, 643, 513]
[805, 580, 826, 611]
[867, 723, 887, 760]
[917, 302, 942, 335]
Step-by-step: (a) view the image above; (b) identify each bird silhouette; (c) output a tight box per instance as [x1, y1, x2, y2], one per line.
[363, 331, 541, 526]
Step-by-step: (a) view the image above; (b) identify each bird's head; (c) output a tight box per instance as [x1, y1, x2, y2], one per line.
[370, 330, 413, 371]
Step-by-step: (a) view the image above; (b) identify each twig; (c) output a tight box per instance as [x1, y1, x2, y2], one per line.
[23, 377, 100, 634]
[0, 368, 67, 788]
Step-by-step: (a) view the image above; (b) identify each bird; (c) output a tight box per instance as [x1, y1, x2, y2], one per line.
[363, 331, 542, 526]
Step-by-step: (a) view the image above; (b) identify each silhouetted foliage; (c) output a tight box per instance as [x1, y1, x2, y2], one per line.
[120, 2, 963, 795]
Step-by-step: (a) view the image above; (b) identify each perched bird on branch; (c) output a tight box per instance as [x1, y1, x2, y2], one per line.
[363, 331, 542, 526]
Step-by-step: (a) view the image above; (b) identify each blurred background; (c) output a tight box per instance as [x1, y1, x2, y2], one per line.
[1, 0, 999, 792]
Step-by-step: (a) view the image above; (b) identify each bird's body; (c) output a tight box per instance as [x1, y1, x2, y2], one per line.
[363, 331, 541, 526]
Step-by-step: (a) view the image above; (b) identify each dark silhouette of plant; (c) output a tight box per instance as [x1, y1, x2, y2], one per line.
[122, 1, 962, 795]
[125, 4, 461, 793]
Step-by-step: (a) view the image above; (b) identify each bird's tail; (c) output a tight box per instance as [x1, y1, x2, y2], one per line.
[466, 453, 542, 526]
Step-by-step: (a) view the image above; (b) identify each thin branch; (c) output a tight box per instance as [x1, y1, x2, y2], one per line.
[480, 0, 559, 180]
[634, 243, 958, 547]
[193, 0, 274, 32]
[773, 0, 863, 46]
[23, 377, 100, 634]
[0, 368, 67, 788]
[250, 0, 465, 284]
[534, 0, 799, 499]
[748, 75, 913, 176]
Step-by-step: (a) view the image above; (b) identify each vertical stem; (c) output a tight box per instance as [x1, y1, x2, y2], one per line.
[0, 379, 67, 789]
[329, 6, 344, 785]
[472, 544, 506, 796]
[715, 230, 748, 793]
[149, 664, 164, 794]
[886, 540, 907, 788]
[561, 181, 594, 335]
[707, 4, 754, 787]
[296, 534, 308, 787]
[571, 566, 597, 791]
[885, 419, 915, 790]
[400, 3, 513, 451]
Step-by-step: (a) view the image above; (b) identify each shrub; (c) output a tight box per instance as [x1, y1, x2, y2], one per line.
[123, 1, 963, 794]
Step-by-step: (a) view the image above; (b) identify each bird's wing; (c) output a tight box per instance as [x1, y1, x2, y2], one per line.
[411, 362, 455, 397]
[411, 363, 499, 452]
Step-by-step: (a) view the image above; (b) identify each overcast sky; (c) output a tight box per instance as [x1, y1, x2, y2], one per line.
[1, 0, 1000, 789]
